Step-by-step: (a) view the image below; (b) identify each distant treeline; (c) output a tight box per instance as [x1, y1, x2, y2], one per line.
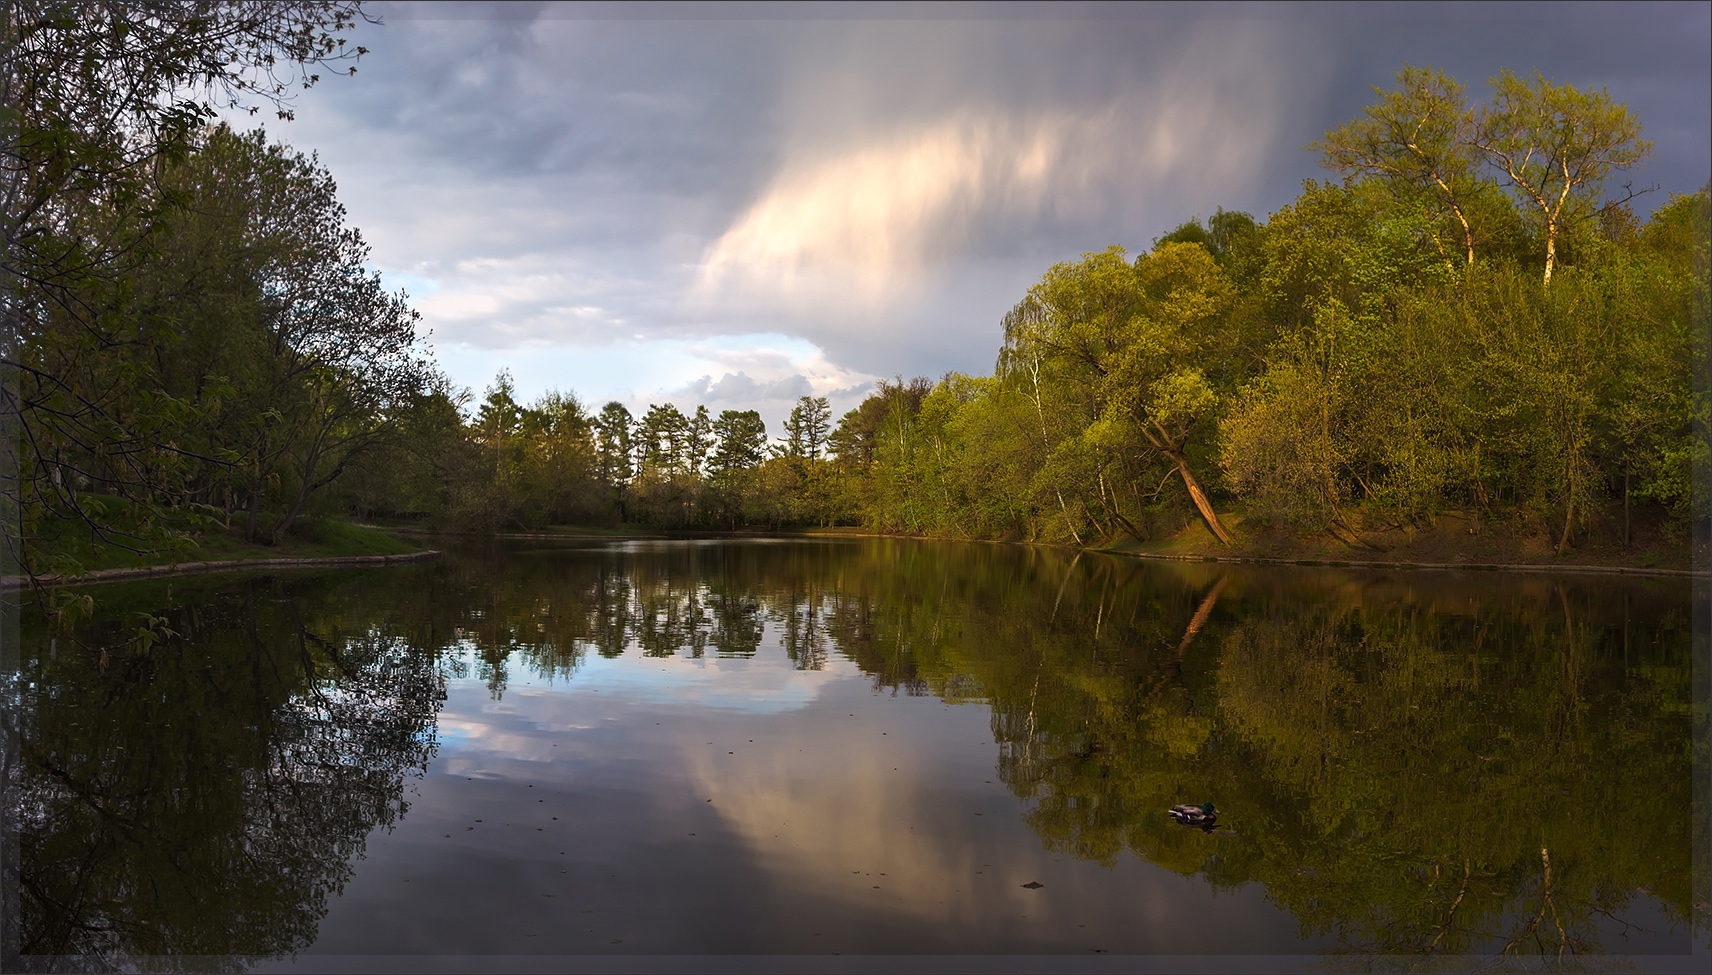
[344, 68, 1709, 551]
[6, 4, 1706, 577]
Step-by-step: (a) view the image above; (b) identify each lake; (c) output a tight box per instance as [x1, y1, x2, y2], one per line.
[4, 537, 1706, 972]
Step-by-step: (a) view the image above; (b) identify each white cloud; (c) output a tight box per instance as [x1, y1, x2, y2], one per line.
[435, 332, 878, 431]
[695, 113, 1059, 305]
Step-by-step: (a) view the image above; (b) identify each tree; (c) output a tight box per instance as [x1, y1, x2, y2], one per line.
[334, 372, 468, 520]
[631, 403, 697, 525]
[685, 404, 712, 475]
[593, 401, 634, 518]
[236, 130, 429, 539]
[1155, 208, 1259, 266]
[3, 1, 376, 574]
[708, 409, 767, 529]
[1474, 69, 1651, 284]
[1024, 245, 1238, 545]
[635, 403, 690, 474]
[520, 389, 601, 525]
[780, 395, 831, 460]
[711, 409, 767, 473]
[1315, 66, 1484, 266]
[1618, 189, 1711, 526]
[831, 380, 928, 471]
[5, 121, 430, 554]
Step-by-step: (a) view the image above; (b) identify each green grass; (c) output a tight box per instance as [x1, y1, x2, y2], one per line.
[29, 499, 422, 576]
[199, 517, 422, 559]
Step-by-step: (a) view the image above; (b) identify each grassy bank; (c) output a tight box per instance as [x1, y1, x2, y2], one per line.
[28, 508, 424, 580]
[380, 522, 663, 539]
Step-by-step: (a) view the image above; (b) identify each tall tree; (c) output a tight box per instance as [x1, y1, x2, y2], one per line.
[635, 404, 690, 473]
[1474, 69, 1651, 284]
[780, 395, 831, 460]
[711, 410, 768, 473]
[593, 401, 635, 518]
[1315, 65, 1484, 266]
[1025, 245, 1237, 545]
[685, 404, 713, 475]
[708, 409, 768, 529]
[3, 1, 375, 572]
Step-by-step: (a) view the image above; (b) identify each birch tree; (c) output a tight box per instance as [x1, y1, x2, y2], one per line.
[1474, 70, 1651, 284]
[1316, 65, 1484, 266]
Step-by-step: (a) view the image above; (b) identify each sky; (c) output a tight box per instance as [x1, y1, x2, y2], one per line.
[252, 1, 1712, 434]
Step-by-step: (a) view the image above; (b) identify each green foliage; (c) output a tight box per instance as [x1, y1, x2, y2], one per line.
[1315, 65, 1484, 266]
[11, 40, 1698, 557]
[1476, 69, 1652, 283]
[536, 135, 1691, 547]
[4, 2, 381, 578]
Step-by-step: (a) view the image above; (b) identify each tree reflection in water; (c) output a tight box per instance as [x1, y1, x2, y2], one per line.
[4, 575, 444, 970]
[424, 538, 1702, 961]
[3, 539, 1702, 966]
[814, 545, 1704, 964]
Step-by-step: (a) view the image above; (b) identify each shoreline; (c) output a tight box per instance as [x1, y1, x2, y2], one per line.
[2, 549, 443, 591]
[24, 526, 1693, 592]
[1097, 548, 1705, 579]
[710, 528, 1706, 578]
[449, 525, 1707, 579]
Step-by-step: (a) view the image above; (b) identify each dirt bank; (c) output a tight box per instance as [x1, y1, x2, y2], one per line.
[1100, 508, 1704, 577]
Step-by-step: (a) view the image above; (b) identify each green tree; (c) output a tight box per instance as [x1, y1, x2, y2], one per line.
[780, 395, 831, 461]
[1021, 244, 1239, 544]
[708, 409, 767, 528]
[1315, 65, 1486, 266]
[335, 373, 469, 521]
[1617, 189, 1711, 526]
[685, 404, 713, 475]
[593, 401, 635, 520]
[520, 389, 603, 525]
[1155, 208, 1259, 266]
[1475, 69, 1652, 284]
[3, 1, 375, 576]
[711, 409, 768, 473]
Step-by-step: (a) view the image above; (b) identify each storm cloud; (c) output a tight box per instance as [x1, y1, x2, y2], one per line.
[266, 1, 1711, 428]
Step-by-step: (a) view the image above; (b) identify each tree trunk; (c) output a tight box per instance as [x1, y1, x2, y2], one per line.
[1455, 202, 1475, 267]
[244, 479, 265, 543]
[1139, 418, 1233, 546]
[274, 480, 314, 542]
[1055, 489, 1083, 546]
[273, 440, 329, 542]
[1103, 498, 1148, 541]
[1170, 450, 1233, 546]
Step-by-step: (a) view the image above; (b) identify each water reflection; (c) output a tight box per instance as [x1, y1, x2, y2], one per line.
[966, 563, 1702, 961]
[3, 538, 1703, 967]
[4, 576, 445, 968]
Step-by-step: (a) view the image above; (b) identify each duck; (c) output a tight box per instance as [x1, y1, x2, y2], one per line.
[1169, 802, 1217, 826]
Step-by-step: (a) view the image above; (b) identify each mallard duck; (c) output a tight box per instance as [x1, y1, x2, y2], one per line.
[1169, 802, 1217, 825]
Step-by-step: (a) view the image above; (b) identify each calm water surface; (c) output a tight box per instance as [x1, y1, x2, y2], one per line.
[5, 538, 1706, 970]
